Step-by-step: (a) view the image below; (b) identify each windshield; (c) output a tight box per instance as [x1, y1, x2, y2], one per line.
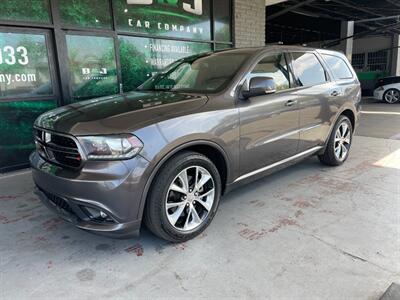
[137, 51, 249, 93]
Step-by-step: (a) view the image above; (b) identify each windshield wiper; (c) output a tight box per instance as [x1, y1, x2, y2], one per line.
[136, 87, 172, 92]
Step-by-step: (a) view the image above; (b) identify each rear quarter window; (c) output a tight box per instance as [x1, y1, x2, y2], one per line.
[322, 54, 353, 80]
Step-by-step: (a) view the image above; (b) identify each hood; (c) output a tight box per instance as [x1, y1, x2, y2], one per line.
[35, 91, 208, 135]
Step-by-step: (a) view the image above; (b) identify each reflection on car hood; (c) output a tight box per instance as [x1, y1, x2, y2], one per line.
[35, 91, 208, 135]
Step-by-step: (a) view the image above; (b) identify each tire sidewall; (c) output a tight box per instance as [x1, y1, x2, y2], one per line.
[330, 116, 353, 165]
[153, 153, 221, 241]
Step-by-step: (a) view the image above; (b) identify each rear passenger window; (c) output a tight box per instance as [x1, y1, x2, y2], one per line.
[322, 54, 353, 79]
[250, 53, 290, 91]
[291, 52, 327, 87]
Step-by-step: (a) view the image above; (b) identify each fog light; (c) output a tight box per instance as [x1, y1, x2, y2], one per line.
[82, 206, 115, 223]
[85, 207, 102, 219]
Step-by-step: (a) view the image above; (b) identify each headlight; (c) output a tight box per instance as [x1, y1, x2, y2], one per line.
[77, 134, 143, 160]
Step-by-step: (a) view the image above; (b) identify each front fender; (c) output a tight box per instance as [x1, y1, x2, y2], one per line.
[132, 110, 240, 220]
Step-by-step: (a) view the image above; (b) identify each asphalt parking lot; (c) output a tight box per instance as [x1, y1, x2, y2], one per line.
[0, 98, 399, 299]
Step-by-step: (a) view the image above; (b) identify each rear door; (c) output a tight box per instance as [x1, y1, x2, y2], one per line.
[288, 51, 336, 152]
[320, 52, 360, 120]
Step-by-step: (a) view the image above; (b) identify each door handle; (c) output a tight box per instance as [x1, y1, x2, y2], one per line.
[285, 100, 297, 107]
[331, 91, 340, 97]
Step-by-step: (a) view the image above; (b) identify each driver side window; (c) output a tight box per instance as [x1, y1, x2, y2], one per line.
[250, 53, 291, 92]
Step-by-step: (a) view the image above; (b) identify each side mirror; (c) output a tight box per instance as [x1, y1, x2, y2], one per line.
[241, 76, 276, 99]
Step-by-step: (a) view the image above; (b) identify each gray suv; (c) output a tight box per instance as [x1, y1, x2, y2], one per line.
[31, 46, 361, 242]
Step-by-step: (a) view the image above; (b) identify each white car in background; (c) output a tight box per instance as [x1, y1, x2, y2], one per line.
[373, 76, 400, 104]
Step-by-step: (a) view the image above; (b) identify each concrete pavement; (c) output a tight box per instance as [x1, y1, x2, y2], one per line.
[358, 97, 400, 140]
[1, 97, 399, 299]
[0, 134, 399, 299]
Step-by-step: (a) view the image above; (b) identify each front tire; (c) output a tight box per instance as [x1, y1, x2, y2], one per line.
[144, 151, 221, 242]
[383, 88, 400, 104]
[319, 115, 353, 166]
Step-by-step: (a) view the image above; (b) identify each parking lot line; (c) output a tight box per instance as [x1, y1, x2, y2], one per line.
[361, 111, 400, 116]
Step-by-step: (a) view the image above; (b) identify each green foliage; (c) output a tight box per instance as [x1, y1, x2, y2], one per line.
[66, 35, 118, 101]
[215, 22, 231, 43]
[119, 38, 152, 92]
[59, 0, 112, 29]
[213, 1, 232, 42]
[0, 35, 48, 74]
[119, 36, 211, 92]
[0, 100, 56, 169]
[215, 44, 232, 51]
[0, 33, 51, 98]
[157, 0, 178, 5]
[0, 0, 50, 23]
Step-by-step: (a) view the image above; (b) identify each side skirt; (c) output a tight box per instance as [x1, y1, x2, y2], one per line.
[224, 146, 323, 194]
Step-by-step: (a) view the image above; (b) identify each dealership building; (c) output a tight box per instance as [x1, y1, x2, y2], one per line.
[0, 0, 241, 172]
[0, 0, 399, 172]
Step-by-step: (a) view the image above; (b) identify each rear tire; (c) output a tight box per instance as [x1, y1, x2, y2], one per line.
[383, 88, 400, 104]
[319, 115, 353, 166]
[144, 151, 221, 243]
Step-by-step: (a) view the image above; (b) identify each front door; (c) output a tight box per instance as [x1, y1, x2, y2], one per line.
[238, 52, 300, 176]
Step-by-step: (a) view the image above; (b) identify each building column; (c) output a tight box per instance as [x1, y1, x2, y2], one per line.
[391, 34, 400, 76]
[234, 0, 266, 48]
[339, 21, 354, 63]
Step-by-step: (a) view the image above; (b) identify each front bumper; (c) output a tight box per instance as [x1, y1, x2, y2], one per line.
[30, 151, 150, 238]
[373, 89, 384, 101]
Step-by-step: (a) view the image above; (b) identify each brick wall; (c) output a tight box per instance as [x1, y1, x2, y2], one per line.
[234, 0, 266, 47]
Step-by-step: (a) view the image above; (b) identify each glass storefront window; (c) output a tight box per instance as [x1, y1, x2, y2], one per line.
[59, 0, 112, 29]
[0, 0, 51, 24]
[113, 0, 211, 41]
[0, 32, 53, 99]
[0, 0, 233, 171]
[215, 44, 232, 51]
[119, 35, 211, 92]
[0, 99, 56, 171]
[214, 0, 231, 42]
[66, 35, 118, 102]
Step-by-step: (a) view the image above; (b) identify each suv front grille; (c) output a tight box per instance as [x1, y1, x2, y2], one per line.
[35, 128, 83, 169]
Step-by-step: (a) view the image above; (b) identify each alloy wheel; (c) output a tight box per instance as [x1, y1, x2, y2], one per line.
[165, 166, 215, 231]
[384, 89, 400, 104]
[334, 122, 351, 161]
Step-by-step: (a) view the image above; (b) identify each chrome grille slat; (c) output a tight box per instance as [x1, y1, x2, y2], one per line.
[63, 156, 81, 161]
[36, 140, 80, 155]
[34, 128, 83, 169]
